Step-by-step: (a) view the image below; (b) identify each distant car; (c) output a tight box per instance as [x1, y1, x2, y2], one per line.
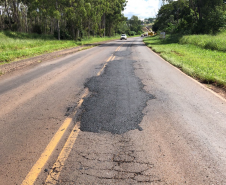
[144, 33, 148, 36]
[141, 34, 144, 37]
[120, 34, 127, 40]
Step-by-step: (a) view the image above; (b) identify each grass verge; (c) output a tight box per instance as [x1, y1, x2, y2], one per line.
[143, 34, 226, 88]
[0, 31, 138, 65]
[179, 31, 226, 52]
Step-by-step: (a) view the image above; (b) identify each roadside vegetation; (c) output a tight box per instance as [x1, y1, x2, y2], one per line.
[143, 32, 226, 87]
[144, 0, 226, 88]
[0, 0, 143, 40]
[179, 32, 226, 52]
[0, 0, 127, 39]
[117, 15, 144, 36]
[153, 0, 226, 35]
[0, 31, 140, 64]
[0, 0, 144, 64]
[0, 31, 116, 64]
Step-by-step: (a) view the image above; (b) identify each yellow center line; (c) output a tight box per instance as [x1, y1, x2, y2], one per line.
[21, 118, 72, 185]
[116, 44, 123, 51]
[107, 55, 113, 62]
[22, 43, 123, 185]
[44, 52, 117, 184]
[45, 123, 80, 184]
[21, 89, 89, 185]
[97, 55, 114, 76]
[116, 45, 120, 51]
[97, 44, 123, 77]
[44, 50, 120, 184]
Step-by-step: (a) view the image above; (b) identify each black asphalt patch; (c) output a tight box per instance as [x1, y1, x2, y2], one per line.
[114, 51, 132, 57]
[78, 60, 155, 134]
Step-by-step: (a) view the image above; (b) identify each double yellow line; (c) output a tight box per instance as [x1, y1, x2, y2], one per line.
[97, 55, 114, 76]
[116, 44, 122, 51]
[97, 44, 122, 76]
[21, 43, 123, 185]
[21, 89, 88, 185]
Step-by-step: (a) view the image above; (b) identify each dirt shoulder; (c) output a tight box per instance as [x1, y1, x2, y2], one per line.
[204, 84, 226, 100]
[0, 39, 116, 76]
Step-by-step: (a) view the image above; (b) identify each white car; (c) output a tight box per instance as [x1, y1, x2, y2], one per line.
[120, 34, 127, 40]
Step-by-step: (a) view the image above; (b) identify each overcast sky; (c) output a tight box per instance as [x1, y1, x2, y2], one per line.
[123, 0, 162, 19]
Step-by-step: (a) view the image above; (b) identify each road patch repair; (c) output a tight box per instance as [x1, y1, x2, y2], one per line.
[79, 58, 155, 134]
[23, 41, 162, 185]
[51, 57, 164, 184]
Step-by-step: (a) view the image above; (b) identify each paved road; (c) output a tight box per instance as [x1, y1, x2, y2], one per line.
[1, 37, 226, 185]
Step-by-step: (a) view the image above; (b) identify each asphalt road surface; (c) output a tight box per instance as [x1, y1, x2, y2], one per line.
[1, 37, 226, 185]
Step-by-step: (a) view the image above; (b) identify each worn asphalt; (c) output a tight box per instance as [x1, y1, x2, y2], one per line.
[0, 37, 226, 185]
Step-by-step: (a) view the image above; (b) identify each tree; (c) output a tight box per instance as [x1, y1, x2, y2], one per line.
[0, 0, 128, 38]
[128, 15, 142, 34]
[153, 0, 226, 34]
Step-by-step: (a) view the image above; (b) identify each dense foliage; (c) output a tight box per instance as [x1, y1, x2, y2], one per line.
[112, 15, 143, 36]
[153, 0, 226, 34]
[144, 18, 155, 24]
[0, 0, 129, 40]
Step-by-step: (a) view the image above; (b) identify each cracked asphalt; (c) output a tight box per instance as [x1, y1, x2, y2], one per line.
[1, 37, 226, 185]
[56, 132, 163, 185]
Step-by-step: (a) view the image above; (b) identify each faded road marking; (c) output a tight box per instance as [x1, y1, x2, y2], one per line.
[97, 44, 122, 76]
[116, 44, 123, 51]
[22, 44, 122, 184]
[45, 123, 80, 184]
[44, 48, 121, 184]
[21, 89, 89, 185]
[21, 118, 72, 185]
[97, 55, 115, 76]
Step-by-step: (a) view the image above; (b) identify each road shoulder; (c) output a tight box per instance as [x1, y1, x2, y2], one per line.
[0, 39, 117, 77]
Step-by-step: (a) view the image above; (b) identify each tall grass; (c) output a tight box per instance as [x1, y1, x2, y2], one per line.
[143, 33, 226, 87]
[0, 31, 121, 64]
[179, 31, 226, 51]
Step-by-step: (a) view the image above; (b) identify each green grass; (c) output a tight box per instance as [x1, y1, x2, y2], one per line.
[143, 34, 226, 87]
[179, 31, 226, 52]
[0, 31, 129, 64]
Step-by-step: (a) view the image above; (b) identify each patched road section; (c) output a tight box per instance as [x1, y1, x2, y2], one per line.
[79, 59, 154, 134]
[3, 37, 226, 185]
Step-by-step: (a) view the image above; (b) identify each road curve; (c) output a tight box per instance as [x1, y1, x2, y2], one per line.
[0, 37, 226, 185]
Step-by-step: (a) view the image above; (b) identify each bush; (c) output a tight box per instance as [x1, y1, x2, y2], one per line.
[11, 23, 19, 31]
[54, 29, 72, 40]
[152, 22, 159, 33]
[32, 24, 42, 34]
[129, 31, 136, 36]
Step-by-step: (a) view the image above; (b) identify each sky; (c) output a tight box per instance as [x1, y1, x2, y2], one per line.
[123, 0, 162, 20]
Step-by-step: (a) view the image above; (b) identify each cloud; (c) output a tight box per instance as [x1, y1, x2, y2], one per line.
[123, 0, 161, 19]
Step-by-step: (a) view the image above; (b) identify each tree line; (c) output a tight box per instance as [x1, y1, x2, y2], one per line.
[153, 0, 226, 34]
[144, 18, 155, 24]
[117, 15, 144, 36]
[0, 0, 129, 40]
